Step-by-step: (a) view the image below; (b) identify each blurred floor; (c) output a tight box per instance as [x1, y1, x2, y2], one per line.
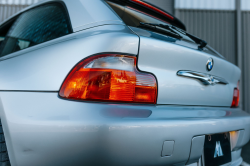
[242, 141, 250, 163]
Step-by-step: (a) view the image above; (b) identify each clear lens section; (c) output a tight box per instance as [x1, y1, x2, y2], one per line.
[85, 56, 134, 71]
[59, 54, 157, 104]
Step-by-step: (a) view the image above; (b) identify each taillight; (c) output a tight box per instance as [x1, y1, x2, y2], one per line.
[59, 54, 157, 104]
[231, 82, 240, 108]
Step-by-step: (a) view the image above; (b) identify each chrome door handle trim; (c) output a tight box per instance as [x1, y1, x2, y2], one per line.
[177, 70, 228, 85]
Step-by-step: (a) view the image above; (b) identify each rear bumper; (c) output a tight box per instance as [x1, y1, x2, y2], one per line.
[0, 92, 249, 166]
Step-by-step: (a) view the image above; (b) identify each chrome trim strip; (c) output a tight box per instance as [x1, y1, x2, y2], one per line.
[177, 70, 228, 85]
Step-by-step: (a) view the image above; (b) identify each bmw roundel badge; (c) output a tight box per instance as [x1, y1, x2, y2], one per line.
[206, 58, 214, 71]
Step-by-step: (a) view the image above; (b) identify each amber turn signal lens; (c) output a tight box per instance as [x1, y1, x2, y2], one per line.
[59, 54, 157, 104]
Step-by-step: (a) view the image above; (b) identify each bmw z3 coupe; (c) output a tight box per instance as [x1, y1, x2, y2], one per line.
[0, 0, 249, 166]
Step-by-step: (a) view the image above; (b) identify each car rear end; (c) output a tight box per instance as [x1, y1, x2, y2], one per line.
[0, 0, 249, 166]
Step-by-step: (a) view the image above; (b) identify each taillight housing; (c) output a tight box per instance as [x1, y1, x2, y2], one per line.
[231, 81, 240, 108]
[59, 54, 157, 104]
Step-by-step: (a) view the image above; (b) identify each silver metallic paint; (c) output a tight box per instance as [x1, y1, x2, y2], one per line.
[233, 130, 245, 151]
[67, 0, 124, 32]
[1, 92, 249, 166]
[161, 141, 175, 156]
[186, 135, 205, 165]
[0, 25, 139, 91]
[137, 36, 240, 106]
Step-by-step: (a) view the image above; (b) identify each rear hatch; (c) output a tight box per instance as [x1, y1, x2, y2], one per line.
[135, 29, 240, 106]
[106, 0, 240, 106]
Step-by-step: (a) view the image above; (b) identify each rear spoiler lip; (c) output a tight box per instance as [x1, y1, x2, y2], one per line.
[105, 0, 187, 31]
[139, 0, 186, 31]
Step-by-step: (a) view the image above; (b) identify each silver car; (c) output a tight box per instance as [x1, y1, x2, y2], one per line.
[0, 0, 249, 166]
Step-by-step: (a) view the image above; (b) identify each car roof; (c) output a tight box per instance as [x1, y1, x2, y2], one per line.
[0, 0, 125, 32]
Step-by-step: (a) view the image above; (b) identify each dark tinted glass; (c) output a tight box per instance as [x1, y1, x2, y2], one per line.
[0, 3, 71, 57]
[0, 37, 4, 48]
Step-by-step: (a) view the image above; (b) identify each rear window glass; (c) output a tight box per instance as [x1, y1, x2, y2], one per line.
[0, 3, 72, 57]
[107, 1, 169, 27]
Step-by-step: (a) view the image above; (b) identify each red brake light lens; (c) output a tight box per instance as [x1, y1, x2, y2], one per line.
[59, 54, 157, 104]
[130, 0, 174, 20]
[231, 82, 240, 107]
